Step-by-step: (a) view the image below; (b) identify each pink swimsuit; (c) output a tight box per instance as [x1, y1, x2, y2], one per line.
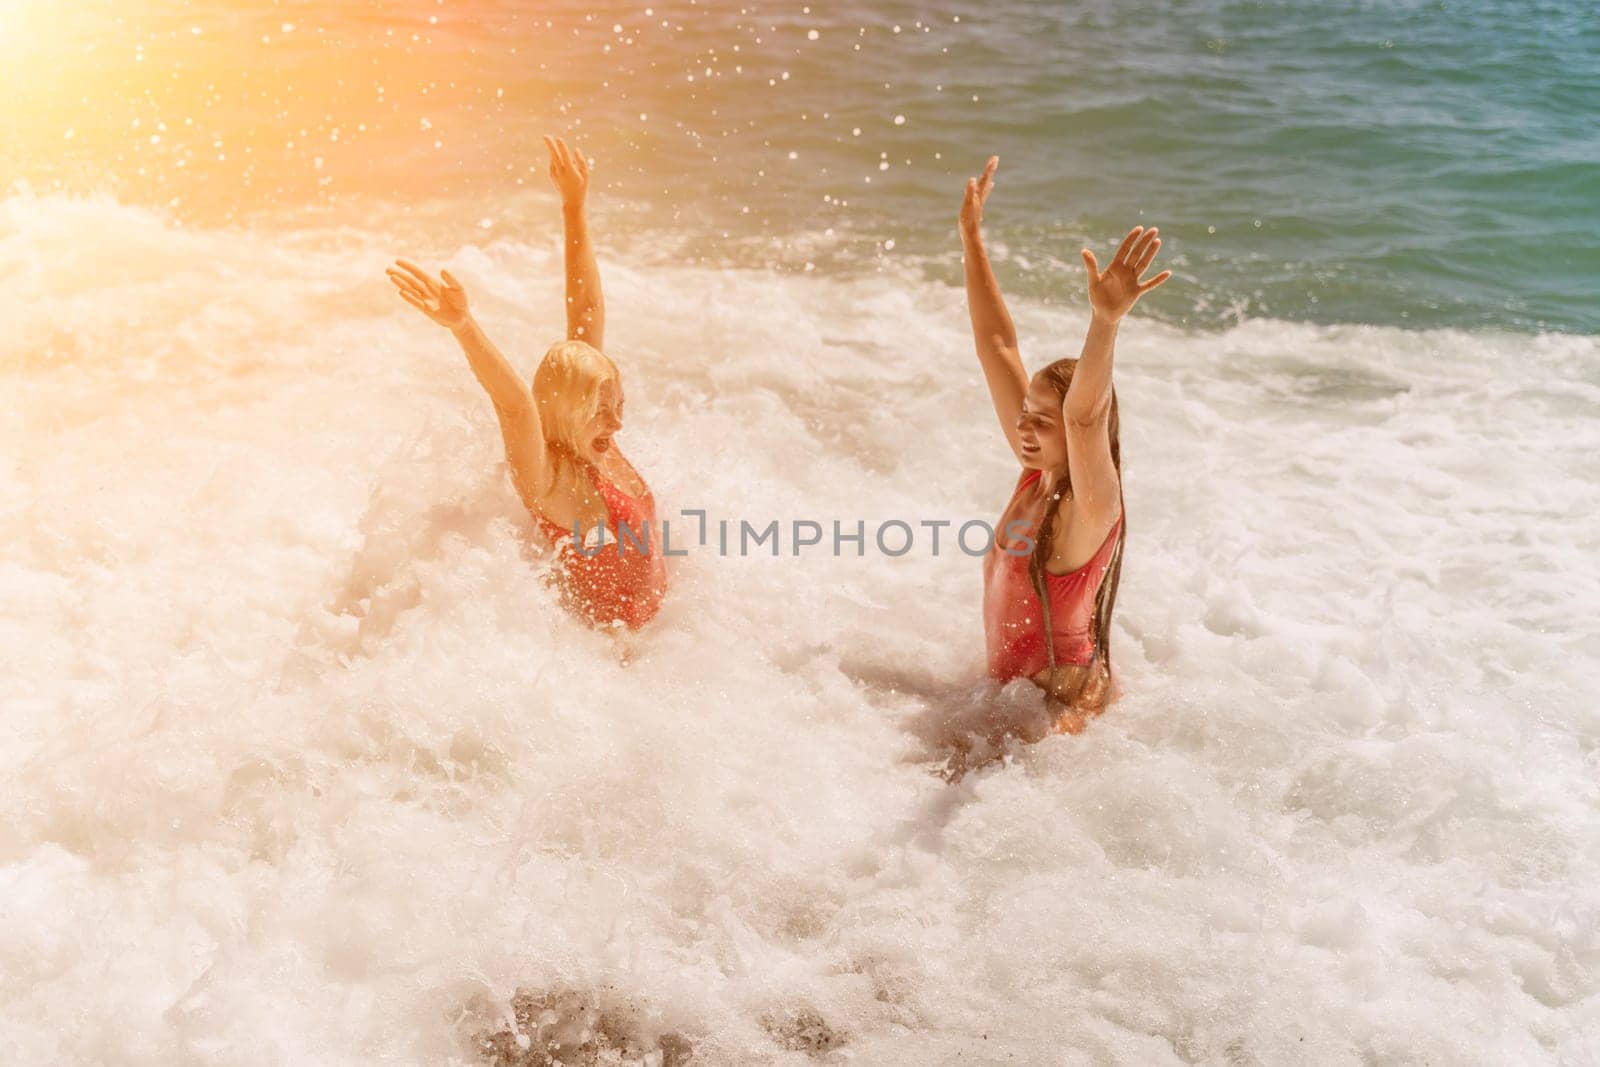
[983, 469, 1122, 681]
[536, 462, 668, 630]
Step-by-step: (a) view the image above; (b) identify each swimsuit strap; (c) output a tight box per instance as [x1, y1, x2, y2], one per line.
[1043, 514, 1122, 581]
[588, 459, 651, 499]
[534, 463, 618, 545]
[1019, 471, 1117, 678]
[536, 460, 654, 546]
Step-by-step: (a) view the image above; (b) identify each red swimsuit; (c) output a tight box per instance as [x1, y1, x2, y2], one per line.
[536, 462, 668, 630]
[983, 469, 1122, 681]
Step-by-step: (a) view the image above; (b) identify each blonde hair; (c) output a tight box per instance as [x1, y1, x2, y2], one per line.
[532, 339, 620, 495]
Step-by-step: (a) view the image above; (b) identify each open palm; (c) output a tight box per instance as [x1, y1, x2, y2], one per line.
[1082, 226, 1172, 323]
[544, 134, 590, 207]
[387, 259, 469, 330]
[960, 155, 999, 236]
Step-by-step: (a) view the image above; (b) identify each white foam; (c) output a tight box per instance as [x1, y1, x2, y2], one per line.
[3, 191, 1597, 1062]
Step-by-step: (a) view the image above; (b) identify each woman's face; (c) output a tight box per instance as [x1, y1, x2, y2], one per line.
[584, 377, 624, 457]
[1017, 373, 1068, 470]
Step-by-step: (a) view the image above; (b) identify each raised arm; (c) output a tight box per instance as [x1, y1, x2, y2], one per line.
[386, 259, 551, 511]
[959, 156, 1029, 464]
[545, 135, 604, 352]
[1062, 226, 1171, 518]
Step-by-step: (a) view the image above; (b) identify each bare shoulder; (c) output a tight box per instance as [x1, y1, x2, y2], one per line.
[600, 449, 650, 499]
[1045, 493, 1122, 575]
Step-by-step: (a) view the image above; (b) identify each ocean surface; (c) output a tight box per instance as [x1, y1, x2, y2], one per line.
[3, 1, 1599, 1063]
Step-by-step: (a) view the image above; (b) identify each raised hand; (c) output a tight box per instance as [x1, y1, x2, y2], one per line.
[1081, 225, 1172, 323]
[544, 135, 591, 208]
[960, 155, 999, 238]
[387, 259, 470, 330]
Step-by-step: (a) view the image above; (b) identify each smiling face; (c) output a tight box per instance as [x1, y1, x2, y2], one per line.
[1017, 371, 1070, 470]
[584, 377, 624, 458]
[532, 340, 623, 475]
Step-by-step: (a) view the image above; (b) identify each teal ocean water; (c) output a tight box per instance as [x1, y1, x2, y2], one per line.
[530, 0, 1600, 334]
[8, 0, 1599, 331]
[9, 0, 1600, 334]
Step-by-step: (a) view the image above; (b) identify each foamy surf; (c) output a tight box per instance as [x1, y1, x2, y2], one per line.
[3, 192, 1598, 1063]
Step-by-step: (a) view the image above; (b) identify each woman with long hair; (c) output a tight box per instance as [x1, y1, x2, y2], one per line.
[960, 156, 1170, 735]
[386, 135, 667, 630]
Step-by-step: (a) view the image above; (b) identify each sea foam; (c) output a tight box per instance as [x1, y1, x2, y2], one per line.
[2, 192, 1597, 1063]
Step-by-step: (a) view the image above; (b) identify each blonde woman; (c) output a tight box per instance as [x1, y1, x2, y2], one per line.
[386, 135, 667, 629]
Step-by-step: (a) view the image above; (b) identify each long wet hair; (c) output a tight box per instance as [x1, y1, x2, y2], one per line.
[1029, 357, 1126, 683]
[531, 339, 620, 496]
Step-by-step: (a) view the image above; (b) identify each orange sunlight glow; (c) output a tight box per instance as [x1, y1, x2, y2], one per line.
[2, 4, 568, 224]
